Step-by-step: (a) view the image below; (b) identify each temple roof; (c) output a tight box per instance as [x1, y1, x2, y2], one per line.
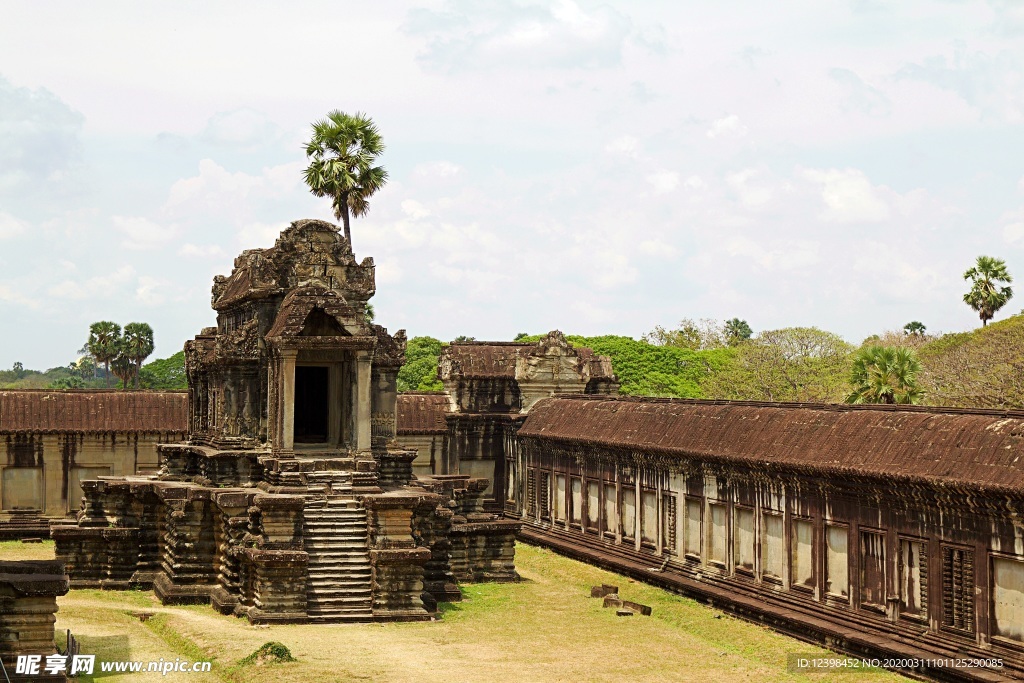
[519, 395, 1024, 494]
[0, 391, 188, 433]
[439, 332, 615, 381]
[396, 392, 449, 434]
[211, 219, 375, 311]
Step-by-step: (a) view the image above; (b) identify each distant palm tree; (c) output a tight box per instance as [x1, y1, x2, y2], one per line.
[302, 111, 388, 245]
[724, 318, 752, 346]
[963, 256, 1013, 326]
[123, 322, 155, 388]
[846, 345, 923, 405]
[111, 351, 134, 390]
[903, 321, 926, 336]
[87, 321, 121, 389]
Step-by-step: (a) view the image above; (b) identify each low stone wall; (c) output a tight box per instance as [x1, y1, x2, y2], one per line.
[0, 560, 69, 683]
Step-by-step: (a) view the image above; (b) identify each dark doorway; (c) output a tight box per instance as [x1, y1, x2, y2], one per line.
[294, 366, 329, 443]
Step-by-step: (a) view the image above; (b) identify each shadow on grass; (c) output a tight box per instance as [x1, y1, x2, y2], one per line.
[66, 634, 134, 681]
[437, 601, 463, 616]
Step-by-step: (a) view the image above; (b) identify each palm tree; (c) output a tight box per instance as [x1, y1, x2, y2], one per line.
[302, 111, 388, 245]
[123, 322, 155, 388]
[846, 345, 923, 405]
[87, 321, 121, 388]
[724, 318, 752, 346]
[903, 321, 926, 336]
[963, 256, 1013, 326]
[111, 349, 134, 390]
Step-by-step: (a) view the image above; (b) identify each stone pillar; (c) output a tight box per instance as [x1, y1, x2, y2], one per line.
[355, 353, 372, 451]
[153, 487, 218, 605]
[280, 349, 298, 454]
[209, 490, 254, 616]
[363, 495, 432, 621]
[244, 549, 308, 624]
[0, 560, 69, 683]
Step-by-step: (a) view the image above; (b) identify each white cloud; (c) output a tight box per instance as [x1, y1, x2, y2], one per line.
[0, 284, 39, 308]
[646, 170, 679, 194]
[178, 243, 226, 258]
[801, 168, 891, 223]
[200, 108, 281, 149]
[0, 76, 84, 200]
[706, 114, 748, 139]
[408, 0, 632, 71]
[413, 161, 462, 180]
[725, 236, 820, 271]
[638, 239, 678, 258]
[1001, 208, 1024, 243]
[604, 135, 640, 158]
[135, 276, 165, 305]
[164, 159, 305, 222]
[47, 266, 136, 301]
[237, 221, 287, 247]
[113, 215, 176, 250]
[401, 199, 432, 220]
[0, 212, 28, 239]
[727, 169, 773, 208]
[897, 46, 1024, 123]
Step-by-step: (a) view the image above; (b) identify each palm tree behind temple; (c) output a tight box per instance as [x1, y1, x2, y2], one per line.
[302, 111, 388, 246]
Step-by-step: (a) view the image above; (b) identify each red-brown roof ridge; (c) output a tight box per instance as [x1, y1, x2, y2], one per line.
[518, 395, 1024, 494]
[0, 391, 188, 433]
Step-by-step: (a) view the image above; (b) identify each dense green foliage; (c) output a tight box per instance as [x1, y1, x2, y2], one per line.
[917, 313, 1024, 408]
[0, 361, 101, 390]
[518, 334, 732, 398]
[847, 345, 923, 405]
[396, 337, 444, 392]
[702, 327, 853, 403]
[138, 351, 188, 390]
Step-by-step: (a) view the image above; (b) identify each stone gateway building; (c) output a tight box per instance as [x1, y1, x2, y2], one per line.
[51, 219, 518, 623]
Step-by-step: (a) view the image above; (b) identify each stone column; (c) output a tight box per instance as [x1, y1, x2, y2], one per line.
[0, 560, 69, 683]
[355, 353, 372, 451]
[280, 349, 298, 454]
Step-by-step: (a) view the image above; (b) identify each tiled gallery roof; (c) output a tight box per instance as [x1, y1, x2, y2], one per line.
[520, 396, 1024, 493]
[0, 390, 188, 433]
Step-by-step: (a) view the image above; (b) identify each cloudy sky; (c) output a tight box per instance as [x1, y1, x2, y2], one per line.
[2, 1, 1023, 369]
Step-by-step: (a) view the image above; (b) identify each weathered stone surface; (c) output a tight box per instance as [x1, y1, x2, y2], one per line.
[622, 600, 652, 616]
[54, 218, 515, 625]
[0, 560, 69, 683]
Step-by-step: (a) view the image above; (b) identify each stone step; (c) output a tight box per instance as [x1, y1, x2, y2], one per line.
[308, 583, 371, 591]
[304, 512, 365, 519]
[307, 582, 371, 591]
[306, 611, 374, 623]
[307, 596, 373, 606]
[303, 519, 367, 527]
[303, 540, 369, 549]
[307, 558, 371, 566]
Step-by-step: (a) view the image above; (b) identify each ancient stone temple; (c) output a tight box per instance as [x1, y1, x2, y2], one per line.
[51, 219, 519, 623]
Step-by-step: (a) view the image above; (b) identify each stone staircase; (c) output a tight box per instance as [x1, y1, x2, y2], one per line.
[303, 496, 374, 622]
[302, 469, 354, 495]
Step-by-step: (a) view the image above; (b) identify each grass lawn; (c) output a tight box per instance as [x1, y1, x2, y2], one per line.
[0, 540, 902, 682]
